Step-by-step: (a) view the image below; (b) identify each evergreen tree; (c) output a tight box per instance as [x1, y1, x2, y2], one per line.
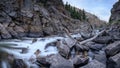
[82, 9, 86, 21]
[65, 2, 87, 21]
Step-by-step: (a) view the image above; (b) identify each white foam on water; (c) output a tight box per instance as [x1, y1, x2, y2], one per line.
[0, 34, 83, 68]
[0, 36, 64, 68]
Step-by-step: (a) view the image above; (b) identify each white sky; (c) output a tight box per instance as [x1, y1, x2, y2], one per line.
[63, 0, 118, 22]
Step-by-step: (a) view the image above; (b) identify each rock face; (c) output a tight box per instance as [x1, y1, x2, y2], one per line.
[110, 0, 120, 22]
[0, 0, 106, 39]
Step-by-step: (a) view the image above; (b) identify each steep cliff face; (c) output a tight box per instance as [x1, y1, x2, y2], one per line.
[0, 0, 104, 39]
[107, 0, 120, 42]
[109, 0, 120, 28]
[110, 0, 120, 23]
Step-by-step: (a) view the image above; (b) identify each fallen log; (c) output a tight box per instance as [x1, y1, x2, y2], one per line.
[64, 23, 105, 45]
[78, 30, 105, 45]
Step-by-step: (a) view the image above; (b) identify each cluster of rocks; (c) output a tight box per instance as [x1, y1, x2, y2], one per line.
[34, 24, 120, 68]
[4, 23, 120, 68]
[36, 37, 89, 68]
[1, 0, 120, 68]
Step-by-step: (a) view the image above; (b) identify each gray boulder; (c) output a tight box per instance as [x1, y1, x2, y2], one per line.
[107, 52, 120, 68]
[64, 38, 76, 48]
[105, 41, 120, 57]
[56, 40, 70, 59]
[46, 54, 74, 68]
[93, 36, 113, 44]
[71, 55, 89, 67]
[86, 42, 104, 50]
[80, 60, 106, 68]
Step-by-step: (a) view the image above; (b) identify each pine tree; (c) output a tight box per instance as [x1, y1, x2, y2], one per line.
[82, 9, 86, 21]
[65, 2, 87, 21]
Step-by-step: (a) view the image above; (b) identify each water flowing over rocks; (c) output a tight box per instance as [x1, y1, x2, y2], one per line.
[0, 0, 120, 68]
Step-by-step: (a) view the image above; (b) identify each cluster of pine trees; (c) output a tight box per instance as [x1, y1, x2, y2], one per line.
[65, 2, 87, 21]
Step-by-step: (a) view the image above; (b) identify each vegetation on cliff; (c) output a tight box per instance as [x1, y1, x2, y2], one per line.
[65, 2, 87, 21]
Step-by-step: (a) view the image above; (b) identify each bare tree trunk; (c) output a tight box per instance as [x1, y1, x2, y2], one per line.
[78, 30, 105, 45]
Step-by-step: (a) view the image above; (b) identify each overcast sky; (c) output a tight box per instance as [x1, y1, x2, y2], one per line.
[63, 0, 118, 22]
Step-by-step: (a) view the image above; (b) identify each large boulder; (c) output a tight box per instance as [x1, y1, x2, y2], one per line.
[46, 54, 74, 68]
[64, 38, 76, 48]
[86, 42, 105, 51]
[93, 36, 113, 44]
[71, 55, 89, 67]
[56, 40, 70, 59]
[80, 60, 106, 68]
[105, 41, 120, 57]
[107, 52, 120, 68]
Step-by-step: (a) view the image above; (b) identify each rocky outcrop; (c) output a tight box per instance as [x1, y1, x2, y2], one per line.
[110, 0, 120, 22]
[104, 1, 120, 67]
[0, 0, 106, 40]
